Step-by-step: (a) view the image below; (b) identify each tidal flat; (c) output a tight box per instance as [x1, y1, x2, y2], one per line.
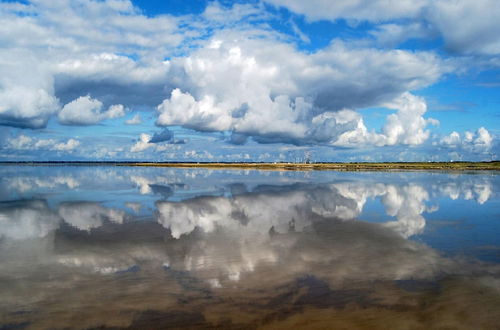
[0, 165, 499, 329]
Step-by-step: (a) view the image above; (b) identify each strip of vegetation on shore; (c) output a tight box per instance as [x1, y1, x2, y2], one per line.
[1, 161, 499, 171]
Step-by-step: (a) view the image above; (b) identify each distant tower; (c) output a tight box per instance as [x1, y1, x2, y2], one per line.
[304, 150, 311, 164]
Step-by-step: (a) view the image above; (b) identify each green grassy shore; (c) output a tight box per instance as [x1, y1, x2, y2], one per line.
[3, 161, 499, 171]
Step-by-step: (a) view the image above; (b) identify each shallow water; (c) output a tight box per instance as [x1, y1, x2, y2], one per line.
[0, 166, 499, 329]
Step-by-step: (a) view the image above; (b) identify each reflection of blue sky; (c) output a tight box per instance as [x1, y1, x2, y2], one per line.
[423, 197, 500, 262]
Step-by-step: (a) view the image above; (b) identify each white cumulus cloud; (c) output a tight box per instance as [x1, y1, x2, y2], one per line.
[0, 0, 180, 129]
[440, 127, 493, 154]
[156, 36, 444, 145]
[6, 135, 80, 152]
[53, 139, 80, 151]
[130, 133, 154, 153]
[381, 93, 439, 146]
[267, 0, 500, 57]
[125, 114, 142, 125]
[58, 96, 125, 125]
[0, 0, 496, 157]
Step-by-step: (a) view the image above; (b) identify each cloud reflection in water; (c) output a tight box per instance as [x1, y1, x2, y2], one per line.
[0, 166, 498, 329]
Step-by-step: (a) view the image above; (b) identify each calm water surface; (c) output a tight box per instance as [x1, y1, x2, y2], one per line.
[0, 166, 499, 329]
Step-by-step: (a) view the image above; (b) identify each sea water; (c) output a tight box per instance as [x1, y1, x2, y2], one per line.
[0, 165, 499, 329]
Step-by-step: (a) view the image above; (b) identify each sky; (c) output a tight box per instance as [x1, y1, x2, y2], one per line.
[0, 0, 499, 162]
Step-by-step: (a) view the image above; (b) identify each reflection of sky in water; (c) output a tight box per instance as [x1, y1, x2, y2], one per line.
[0, 166, 499, 328]
[1, 167, 497, 247]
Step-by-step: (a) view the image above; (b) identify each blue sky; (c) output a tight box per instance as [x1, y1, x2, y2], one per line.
[0, 0, 499, 162]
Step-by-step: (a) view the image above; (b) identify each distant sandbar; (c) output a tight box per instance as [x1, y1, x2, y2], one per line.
[1, 161, 499, 171]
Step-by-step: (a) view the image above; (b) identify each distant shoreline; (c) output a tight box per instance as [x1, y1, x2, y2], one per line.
[1, 161, 499, 171]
